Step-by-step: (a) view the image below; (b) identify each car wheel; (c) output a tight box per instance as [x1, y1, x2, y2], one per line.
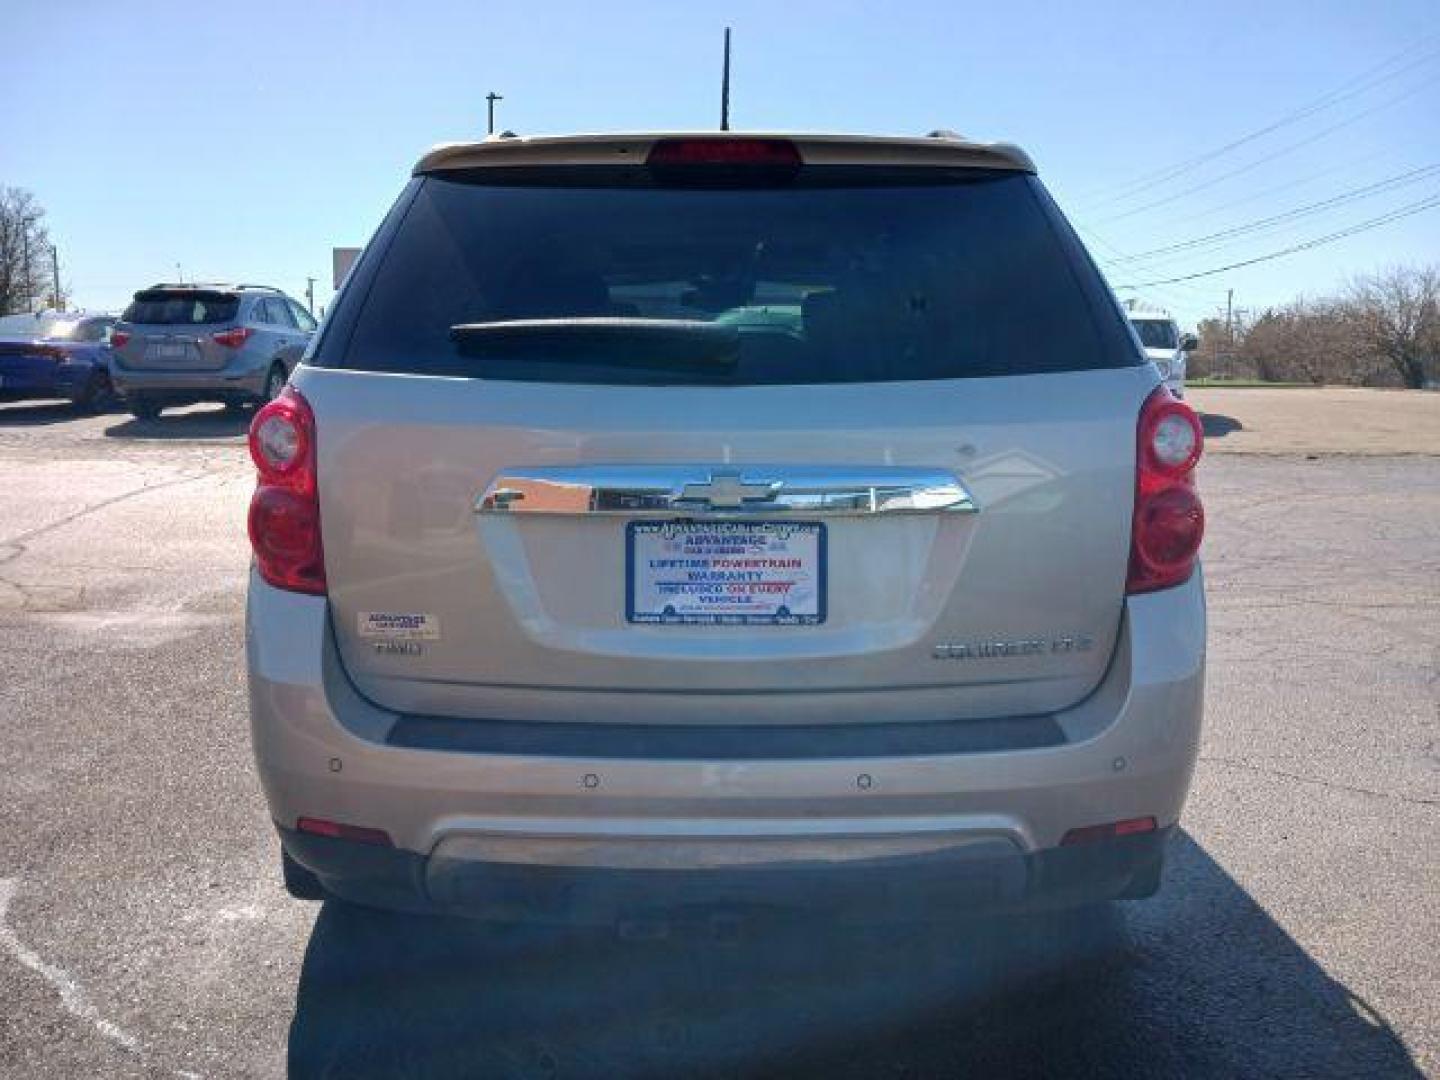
[128, 396, 162, 420]
[71, 371, 114, 413]
[282, 850, 327, 901]
[264, 365, 288, 402]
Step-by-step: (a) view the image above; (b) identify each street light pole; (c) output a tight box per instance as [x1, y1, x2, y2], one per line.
[720, 28, 731, 132]
[51, 245, 61, 310]
[305, 276, 316, 315]
[486, 92, 503, 135]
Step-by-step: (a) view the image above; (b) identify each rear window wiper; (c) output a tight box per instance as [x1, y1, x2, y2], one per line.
[449, 318, 740, 370]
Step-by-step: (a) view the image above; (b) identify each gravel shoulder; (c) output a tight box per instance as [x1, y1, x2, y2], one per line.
[1187, 386, 1440, 455]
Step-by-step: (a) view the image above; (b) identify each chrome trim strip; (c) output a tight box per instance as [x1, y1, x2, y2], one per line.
[475, 466, 978, 517]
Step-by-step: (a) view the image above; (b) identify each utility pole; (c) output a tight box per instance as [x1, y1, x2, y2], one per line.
[486, 92, 503, 135]
[51, 245, 61, 310]
[720, 28, 732, 131]
[1226, 288, 1234, 347]
[305, 276, 316, 315]
[175, 262, 184, 284]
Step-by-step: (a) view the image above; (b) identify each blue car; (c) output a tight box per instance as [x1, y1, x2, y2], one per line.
[0, 311, 118, 412]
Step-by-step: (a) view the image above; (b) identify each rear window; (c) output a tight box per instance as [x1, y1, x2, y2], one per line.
[122, 290, 239, 326]
[1131, 319, 1179, 350]
[326, 171, 1130, 385]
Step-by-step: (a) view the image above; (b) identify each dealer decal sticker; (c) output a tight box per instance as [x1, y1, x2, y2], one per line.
[358, 612, 441, 641]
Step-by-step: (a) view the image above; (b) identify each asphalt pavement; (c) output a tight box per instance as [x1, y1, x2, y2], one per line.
[0, 399, 1435, 1079]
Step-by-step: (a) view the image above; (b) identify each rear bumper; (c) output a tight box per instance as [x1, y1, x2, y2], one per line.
[111, 361, 268, 398]
[248, 569, 1205, 920]
[280, 822, 1173, 922]
[0, 360, 95, 399]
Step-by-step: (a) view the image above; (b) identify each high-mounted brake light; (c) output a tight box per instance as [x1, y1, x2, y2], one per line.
[213, 327, 254, 349]
[646, 138, 803, 168]
[1127, 387, 1205, 594]
[247, 387, 325, 594]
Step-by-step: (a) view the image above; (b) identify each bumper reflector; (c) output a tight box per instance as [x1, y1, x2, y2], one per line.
[1060, 816, 1158, 846]
[296, 817, 393, 847]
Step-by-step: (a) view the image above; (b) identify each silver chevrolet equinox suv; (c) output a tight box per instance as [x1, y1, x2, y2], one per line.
[111, 283, 316, 419]
[246, 133, 1207, 922]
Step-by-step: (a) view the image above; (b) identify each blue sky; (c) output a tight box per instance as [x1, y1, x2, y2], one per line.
[4, 0, 1437, 327]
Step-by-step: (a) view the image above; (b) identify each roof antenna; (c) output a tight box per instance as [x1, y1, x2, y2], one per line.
[720, 27, 732, 131]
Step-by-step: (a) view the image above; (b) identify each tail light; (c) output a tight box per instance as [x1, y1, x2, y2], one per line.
[109, 330, 130, 349]
[247, 387, 325, 594]
[1127, 387, 1205, 593]
[213, 326, 254, 349]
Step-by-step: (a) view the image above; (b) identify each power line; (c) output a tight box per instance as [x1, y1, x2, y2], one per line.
[1105, 163, 1440, 265]
[1076, 223, 1226, 293]
[1075, 225, 1232, 314]
[1162, 152, 1391, 228]
[1095, 71, 1440, 225]
[1080, 39, 1439, 208]
[1117, 192, 1440, 287]
[1088, 71, 1440, 226]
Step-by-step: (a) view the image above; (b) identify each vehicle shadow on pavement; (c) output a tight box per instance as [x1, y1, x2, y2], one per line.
[287, 831, 1422, 1079]
[103, 406, 251, 440]
[1200, 412, 1244, 438]
[0, 401, 117, 426]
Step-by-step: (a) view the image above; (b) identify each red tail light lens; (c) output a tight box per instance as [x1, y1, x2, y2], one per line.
[213, 326, 254, 349]
[247, 387, 325, 594]
[109, 330, 130, 349]
[1127, 387, 1205, 594]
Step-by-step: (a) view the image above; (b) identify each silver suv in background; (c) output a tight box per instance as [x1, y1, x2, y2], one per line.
[110, 283, 316, 419]
[1128, 311, 1197, 398]
[246, 133, 1207, 924]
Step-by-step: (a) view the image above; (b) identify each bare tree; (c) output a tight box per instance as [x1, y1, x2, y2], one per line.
[0, 187, 63, 315]
[1212, 264, 1438, 388]
[1347, 265, 1440, 390]
[1238, 298, 1372, 385]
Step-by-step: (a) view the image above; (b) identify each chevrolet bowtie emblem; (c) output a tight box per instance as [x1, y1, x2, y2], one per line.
[678, 469, 783, 509]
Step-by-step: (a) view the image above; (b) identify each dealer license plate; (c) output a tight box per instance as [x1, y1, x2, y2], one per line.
[626, 520, 826, 626]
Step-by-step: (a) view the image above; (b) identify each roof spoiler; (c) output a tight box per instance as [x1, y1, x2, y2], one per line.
[413, 132, 1035, 176]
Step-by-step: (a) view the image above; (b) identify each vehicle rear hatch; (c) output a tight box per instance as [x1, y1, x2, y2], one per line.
[300, 136, 1153, 725]
[115, 288, 239, 370]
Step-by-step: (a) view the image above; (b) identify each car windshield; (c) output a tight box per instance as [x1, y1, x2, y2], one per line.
[1132, 319, 1179, 349]
[0, 313, 77, 340]
[331, 170, 1130, 385]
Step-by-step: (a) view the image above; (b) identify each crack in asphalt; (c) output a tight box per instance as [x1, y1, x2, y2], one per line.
[0, 472, 209, 552]
[1200, 755, 1440, 808]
